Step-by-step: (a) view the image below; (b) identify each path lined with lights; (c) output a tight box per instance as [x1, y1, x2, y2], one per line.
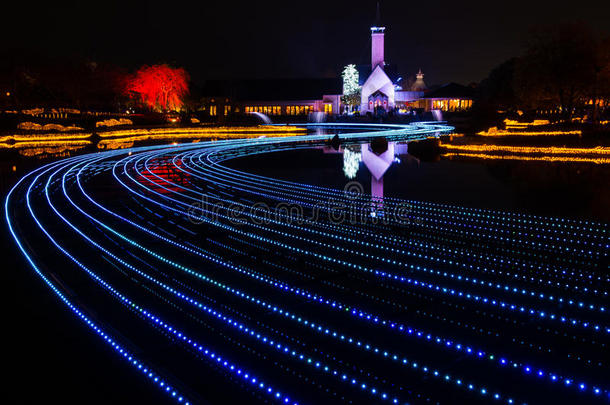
[6, 123, 609, 405]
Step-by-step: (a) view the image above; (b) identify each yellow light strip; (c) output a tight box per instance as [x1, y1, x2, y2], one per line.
[443, 152, 610, 164]
[440, 143, 610, 156]
[95, 132, 304, 144]
[477, 129, 581, 137]
[504, 119, 550, 129]
[0, 140, 91, 149]
[0, 133, 92, 143]
[97, 126, 305, 139]
[0, 126, 305, 144]
[97, 140, 135, 150]
[18, 145, 89, 157]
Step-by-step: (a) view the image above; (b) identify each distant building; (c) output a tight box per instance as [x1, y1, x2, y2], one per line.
[422, 83, 474, 112]
[359, 6, 423, 114]
[200, 78, 342, 117]
[411, 70, 427, 92]
[199, 4, 472, 119]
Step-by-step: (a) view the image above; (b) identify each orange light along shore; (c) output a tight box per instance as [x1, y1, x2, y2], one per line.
[476, 128, 582, 137]
[440, 143, 610, 156]
[443, 152, 610, 164]
[0, 125, 306, 147]
[0, 132, 92, 143]
[440, 142, 610, 164]
[0, 140, 91, 149]
[503, 119, 551, 129]
[96, 125, 306, 139]
[0, 140, 92, 157]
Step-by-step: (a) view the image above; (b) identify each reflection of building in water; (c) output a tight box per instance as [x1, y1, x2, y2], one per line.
[332, 140, 410, 215]
[360, 142, 409, 214]
[361, 142, 394, 212]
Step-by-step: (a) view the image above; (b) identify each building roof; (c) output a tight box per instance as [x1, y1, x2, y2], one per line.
[200, 78, 342, 102]
[356, 64, 399, 86]
[374, 1, 383, 28]
[424, 82, 474, 99]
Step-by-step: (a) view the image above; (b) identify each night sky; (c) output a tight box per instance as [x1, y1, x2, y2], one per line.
[2, 0, 609, 86]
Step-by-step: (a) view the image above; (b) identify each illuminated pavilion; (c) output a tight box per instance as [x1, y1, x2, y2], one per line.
[356, 7, 471, 115]
[359, 6, 423, 114]
[199, 4, 473, 119]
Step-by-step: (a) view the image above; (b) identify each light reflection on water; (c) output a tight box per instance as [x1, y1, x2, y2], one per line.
[1, 133, 609, 222]
[227, 139, 610, 222]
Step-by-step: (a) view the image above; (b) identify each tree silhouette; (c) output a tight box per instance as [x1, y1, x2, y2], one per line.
[591, 37, 610, 122]
[124, 64, 189, 112]
[516, 23, 598, 122]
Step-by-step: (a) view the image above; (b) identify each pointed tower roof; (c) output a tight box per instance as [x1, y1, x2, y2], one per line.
[371, 1, 385, 32]
[411, 69, 427, 92]
[376, 1, 381, 26]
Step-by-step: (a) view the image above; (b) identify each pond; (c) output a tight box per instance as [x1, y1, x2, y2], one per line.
[3, 132, 608, 221]
[2, 127, 608, 405]
[226, 138, 610, 222]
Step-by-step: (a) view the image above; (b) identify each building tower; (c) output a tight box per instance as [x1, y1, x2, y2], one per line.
[411, 69, 427, 92]
[360, 1, 394, 113]
[371, 2, 385, 70]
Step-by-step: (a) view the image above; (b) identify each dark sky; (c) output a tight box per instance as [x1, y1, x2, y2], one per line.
[2, 0, 609, 86]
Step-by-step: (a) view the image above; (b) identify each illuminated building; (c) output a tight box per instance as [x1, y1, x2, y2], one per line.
[422, 83, 474, 112]
[199, 4, 472, 118]
[358, 6, 424, 114]
[411, 70, 427, 92]
[349, 5, 471, 115]
[359, 15, 395, 114]
[200, 79, 342, 118]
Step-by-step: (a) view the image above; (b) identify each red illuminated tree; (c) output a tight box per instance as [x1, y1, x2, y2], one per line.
[124, 64, 189, 112]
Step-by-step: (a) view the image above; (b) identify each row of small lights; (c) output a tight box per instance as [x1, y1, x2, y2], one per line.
[186, 145, 606, 288]
[211, 135, 608, 236]
[54, 163, 416, 405]
[11, 124, 604, 404]
[193, 144, 607, 275]
[65, 155, 527, 404]
[170, 150, 608, 310]
[101, 144, 608, 396]
[33, 156, 299, 405]
[126, 148, 608, 336]
[6, 159, 192, 405]
[126, 144, 604, 350]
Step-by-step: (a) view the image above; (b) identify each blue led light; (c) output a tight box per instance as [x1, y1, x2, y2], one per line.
[6, 123, 609, 405]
